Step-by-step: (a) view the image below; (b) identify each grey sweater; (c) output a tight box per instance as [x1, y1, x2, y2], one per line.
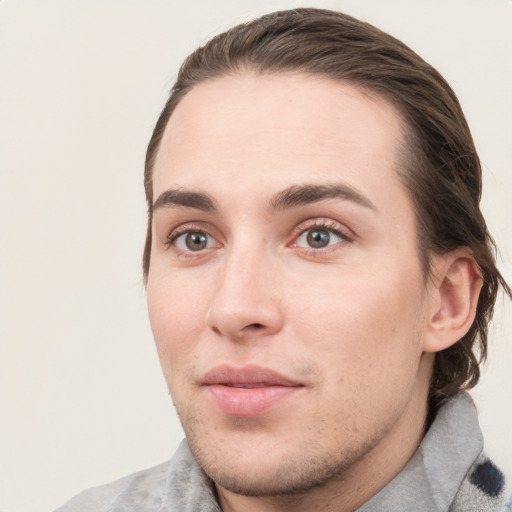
[55, 392, 508, 511]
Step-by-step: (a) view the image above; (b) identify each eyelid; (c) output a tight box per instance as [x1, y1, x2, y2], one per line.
[291, 218, 352, 240]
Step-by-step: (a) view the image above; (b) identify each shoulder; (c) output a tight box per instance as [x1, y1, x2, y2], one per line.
[53, 440, 220, 512]
[54, 460, 171, 512]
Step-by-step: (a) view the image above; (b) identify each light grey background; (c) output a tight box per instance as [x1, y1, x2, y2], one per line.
[1, 1, 510, 511]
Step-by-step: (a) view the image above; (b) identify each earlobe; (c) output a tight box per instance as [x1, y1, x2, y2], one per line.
[423, 249, 483, 353]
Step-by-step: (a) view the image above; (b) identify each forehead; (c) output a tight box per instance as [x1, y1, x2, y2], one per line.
[152, 72, 410, 213]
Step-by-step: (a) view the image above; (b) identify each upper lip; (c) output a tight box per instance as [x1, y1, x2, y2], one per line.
[202, 364, 302, 387]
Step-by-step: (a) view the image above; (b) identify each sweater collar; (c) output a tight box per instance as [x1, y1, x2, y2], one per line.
[358, 392, 482, 511]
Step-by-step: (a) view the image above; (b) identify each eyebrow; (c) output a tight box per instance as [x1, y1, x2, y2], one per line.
[152, 182, 376, 214]
[269, 183, 377, 212]
[153, 189, 217, 212]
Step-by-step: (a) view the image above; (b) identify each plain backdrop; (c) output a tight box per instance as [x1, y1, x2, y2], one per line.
[1, 1, 511, 511]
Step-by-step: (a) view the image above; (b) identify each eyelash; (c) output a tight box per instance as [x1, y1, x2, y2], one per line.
[165, 219, 352, 256]
[290, 219, 351, 253]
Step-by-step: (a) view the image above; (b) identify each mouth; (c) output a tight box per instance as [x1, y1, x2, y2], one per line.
[223, 383, 276, 388]
[201, 365, 304, 416]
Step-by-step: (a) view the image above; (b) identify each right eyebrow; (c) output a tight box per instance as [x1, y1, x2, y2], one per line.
[152, 189, 217, 212]
[269, 183, 377, 212]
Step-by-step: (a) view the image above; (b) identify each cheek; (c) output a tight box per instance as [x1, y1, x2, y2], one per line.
[291, 267, 426, 376]
[291, 274, 426, 431]
[147, 274, 208, 382]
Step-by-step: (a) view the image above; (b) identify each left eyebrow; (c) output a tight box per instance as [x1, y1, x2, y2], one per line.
[269, 183, 377, 212]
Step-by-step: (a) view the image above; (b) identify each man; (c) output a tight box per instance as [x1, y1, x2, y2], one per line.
[56, 8, 510, 511]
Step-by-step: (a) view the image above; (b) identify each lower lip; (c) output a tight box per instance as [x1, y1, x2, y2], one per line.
[206, 384, 301, 416]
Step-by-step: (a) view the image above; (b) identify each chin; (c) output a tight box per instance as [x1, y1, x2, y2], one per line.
[185, 427, 373, 498]
[202, 449, 360, 497]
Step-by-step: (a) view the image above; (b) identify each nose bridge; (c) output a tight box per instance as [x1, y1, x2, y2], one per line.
[206, 234, 283, 338]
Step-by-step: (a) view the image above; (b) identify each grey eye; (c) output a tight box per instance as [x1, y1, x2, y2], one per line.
[174, 231, 213, 251]
[186, 232, 208, 250]
[306, 229, 331, 248]
[296, 228, 344, 249]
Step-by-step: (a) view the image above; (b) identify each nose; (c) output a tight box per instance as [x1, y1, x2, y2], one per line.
[206, 245, 284, 341]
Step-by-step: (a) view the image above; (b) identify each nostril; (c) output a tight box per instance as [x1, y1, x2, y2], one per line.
[248, 323, 264, 329]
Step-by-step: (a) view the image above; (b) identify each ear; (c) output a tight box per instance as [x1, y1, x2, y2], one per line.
[423, 248, 483, 353]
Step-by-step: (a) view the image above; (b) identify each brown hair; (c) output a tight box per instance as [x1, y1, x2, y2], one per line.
[142, 8, 510, 402]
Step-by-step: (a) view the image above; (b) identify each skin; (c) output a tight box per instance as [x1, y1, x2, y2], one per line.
[146, 73, 481, 512]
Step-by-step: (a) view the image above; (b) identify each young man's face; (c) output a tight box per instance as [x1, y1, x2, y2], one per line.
[147, 73, 437, 498]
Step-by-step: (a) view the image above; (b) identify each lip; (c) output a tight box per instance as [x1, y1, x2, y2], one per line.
[202, 365, 304, 417]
